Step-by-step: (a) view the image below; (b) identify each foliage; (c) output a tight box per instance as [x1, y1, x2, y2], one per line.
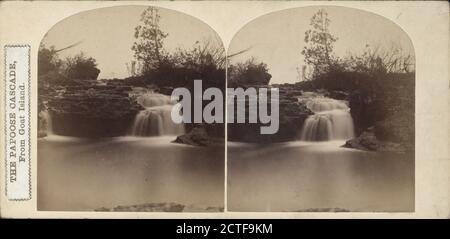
[172, 40, 226, 71]
[301, 9, 338, 77]
[301, 9, 415, 81]
[38, 45, 100, 83]
[143, 42, 226, 89]
[132, 6, 168, 73]
[343, 44, 415, 76]
[228, 58, 272, 86]
[131, 7, 226, 89]
[64, 52, 100, 80]
[38, 45, 63, 76]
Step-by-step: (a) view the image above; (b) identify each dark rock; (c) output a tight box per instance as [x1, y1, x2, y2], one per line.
[44, 80, 143, 138]
[296, 207, 351, 212]
[94, 207, 110, 212]
[94, 203, 224, 212]
[227, 84, 313, 143]
[374, 113, 414, 144]
[343, 128, 379, 151]
[95, 202, 185, 212]
[347, 73, 414, 150]
[328, 90, 349, 100]
[205, 206, 224, 212]
[343, 127, 407, 153]
[173, 126, 224, 147]
[158, 86, 175, 96]
[348, 90, 383, 136]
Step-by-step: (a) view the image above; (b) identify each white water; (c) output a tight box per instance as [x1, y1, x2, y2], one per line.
[39, 110, 53, 135]
[39, 90, 185, 137]
[37, 88, 222, 212]
[227, 92, 413, 212]
[130, 91, 185, 137]
[299, 93, 355, 141]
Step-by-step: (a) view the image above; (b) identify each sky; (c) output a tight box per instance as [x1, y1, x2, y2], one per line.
[41, 6, 223, 79]
[229, 6, 415, 84]
[41, 5, 415, 83]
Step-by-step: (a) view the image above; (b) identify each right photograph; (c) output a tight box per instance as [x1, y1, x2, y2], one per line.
[227, 6, 415, 212]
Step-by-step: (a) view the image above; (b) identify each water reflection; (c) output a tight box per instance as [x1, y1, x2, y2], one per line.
[38, 136, 224, 211]
[228, 141, 414, 212]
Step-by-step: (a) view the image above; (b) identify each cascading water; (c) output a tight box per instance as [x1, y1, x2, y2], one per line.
[299, 93, 355, 141]
[39, 110, 53, 135]
[130, 91, 184, 136]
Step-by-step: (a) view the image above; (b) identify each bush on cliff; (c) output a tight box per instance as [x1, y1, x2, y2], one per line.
[38, 46, 101, 82]
[38, 45, 63, 77]
[228, 58, 272, 87]
[64, 52, 101, 80]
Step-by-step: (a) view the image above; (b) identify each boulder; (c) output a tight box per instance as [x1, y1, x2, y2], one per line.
[343, 128, 380, 151]
[343, 127, 407, 153]
[173, 126, 224, 147]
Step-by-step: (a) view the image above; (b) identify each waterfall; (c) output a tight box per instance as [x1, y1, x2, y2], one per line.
[130, 91, 184, 136]
[299, 94, 355, 141]
[39, 110, 53, 135]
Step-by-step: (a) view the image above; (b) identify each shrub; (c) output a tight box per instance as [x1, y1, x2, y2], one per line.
[228, 58, 272, 87]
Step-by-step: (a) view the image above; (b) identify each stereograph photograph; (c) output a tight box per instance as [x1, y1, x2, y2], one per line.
[37, 5, 225, 212]
[227, 6, 415, 212]
[0, 1, 449, 219]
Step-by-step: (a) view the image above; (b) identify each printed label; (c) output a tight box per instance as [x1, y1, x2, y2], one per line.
[4, 45, 31, 200]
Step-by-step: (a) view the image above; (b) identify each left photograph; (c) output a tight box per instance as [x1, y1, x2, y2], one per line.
[37, 6, 225, 212]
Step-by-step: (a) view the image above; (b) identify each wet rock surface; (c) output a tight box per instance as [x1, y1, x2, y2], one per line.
[40, 80, 143, 137]
[228, 84, 313, 143]
[346, 75, 414, 152]
[173, 126, 224, 147]
[343, 127, 408, 153]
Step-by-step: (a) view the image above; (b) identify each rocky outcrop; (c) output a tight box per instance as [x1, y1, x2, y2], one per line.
[295, 207, 351, 212]
[44, 81, 143, 138]
[327, 90, 349, 100]
[348, 90, 384, 136]
[347, 74, 414, 152]
[95, 202, 185, 212]
[158, 86, 175, 96]
[173, 126, 224, 147]
[346, 111, 414, 152]
[95, 202, 223, 212]
[343, 127, 408, 153]
[227, 85, 313, 143]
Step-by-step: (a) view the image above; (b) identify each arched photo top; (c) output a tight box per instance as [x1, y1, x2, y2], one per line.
[228, 6, 415, 85]
[39, 5, 225, 80]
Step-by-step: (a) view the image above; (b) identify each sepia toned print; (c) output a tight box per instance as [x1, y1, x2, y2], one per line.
[0, 1, 442, 219]
[37, 6, 225, 212]
[227, 6, 415, 212]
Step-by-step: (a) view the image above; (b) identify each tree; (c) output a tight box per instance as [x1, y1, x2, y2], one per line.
[301, 9, 338, 77]
[132, 7, 168, 73]
[64, 52, 100, 80]
[38, 45, 62, 76]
